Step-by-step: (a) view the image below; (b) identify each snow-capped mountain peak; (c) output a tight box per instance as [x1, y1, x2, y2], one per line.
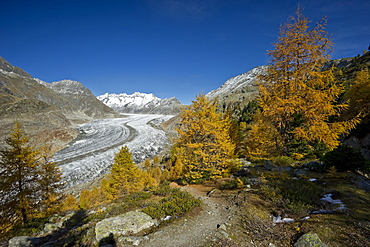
[98, 92, 161, 108]
[97, 92, 183, 115]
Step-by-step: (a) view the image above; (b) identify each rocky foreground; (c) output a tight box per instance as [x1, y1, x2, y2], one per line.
[7, 159, 370, 247]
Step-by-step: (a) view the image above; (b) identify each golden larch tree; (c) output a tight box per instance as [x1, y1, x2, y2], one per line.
[103, 146, 145, 200]
[345, 68, 370, 119]
[253, 7, 358, 157]
[0, 122, 64, 229]
[173, 94, 236, 183]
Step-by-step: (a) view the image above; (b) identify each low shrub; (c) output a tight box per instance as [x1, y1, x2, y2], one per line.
[272, 156, 294, 167]
[150, 182, 174, 196]
[142, 188, 201, 219]
[219, 178, 243, 190]
[258, 177, 323, 214]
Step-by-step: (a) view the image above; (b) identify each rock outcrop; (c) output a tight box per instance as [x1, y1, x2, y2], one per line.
[8, 236, 40, 247]
[95, 211, 157, 242]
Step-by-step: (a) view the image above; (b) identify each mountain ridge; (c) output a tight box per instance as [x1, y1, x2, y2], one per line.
[0, 57, 118, 152]
[97, 92, 183, 115]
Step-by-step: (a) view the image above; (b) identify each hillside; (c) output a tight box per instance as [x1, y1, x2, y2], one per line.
[206, 66, 266, 107]
[0, 57, 118, 152]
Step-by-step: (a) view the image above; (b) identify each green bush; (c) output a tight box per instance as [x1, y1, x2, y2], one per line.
[322, 144, 368, 172]
[150, 182, 174, 196]
[219, 178, 242, 190]
[142, 189, 201, 219]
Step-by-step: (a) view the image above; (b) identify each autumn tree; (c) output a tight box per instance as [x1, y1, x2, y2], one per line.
[173, 94, 236, 183]
[36, 146, 65, 216]
[251, 7, 358, 157]
[79, 187, 105, 209]
[345, 69, 370, 119]
[102, 146, 146, 200]
[0, 122, 64, 229]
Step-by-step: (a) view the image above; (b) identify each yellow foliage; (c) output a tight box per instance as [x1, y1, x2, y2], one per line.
[60, 194, 78, 212]
[253, 7, 359, 156]
[245, 110, 283, 159]
[103, 146, 146, 200]
[173, 95, 235, 182]
[79, 187, 106, 209]
[345, 69, 370, 118]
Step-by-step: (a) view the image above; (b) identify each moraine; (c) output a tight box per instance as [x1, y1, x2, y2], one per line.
[53, 114, 173, 188]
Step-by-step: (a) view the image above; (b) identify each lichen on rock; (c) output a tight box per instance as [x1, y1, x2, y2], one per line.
[95, 211, 157, 242]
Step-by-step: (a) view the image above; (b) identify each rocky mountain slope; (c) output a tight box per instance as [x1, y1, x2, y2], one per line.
[0, 57, 118, 152]
[206, 66, 266, 107]
[37, 79, 118, 119]
[97, 92, 183, 114]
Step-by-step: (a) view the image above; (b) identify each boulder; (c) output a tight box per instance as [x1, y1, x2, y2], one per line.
[8, 236, 40, 247]
[303, 161, 324, 171]
[118, 236, 142, 246]
[41, 211, 77, 235]
[263, 161, 275, 171]
[294, 233, 328, 247]
[233, 166, 251, 177]
[95, 211, 157, 242]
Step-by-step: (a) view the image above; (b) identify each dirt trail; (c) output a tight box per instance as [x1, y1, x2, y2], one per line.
[139, 183, 241, 247]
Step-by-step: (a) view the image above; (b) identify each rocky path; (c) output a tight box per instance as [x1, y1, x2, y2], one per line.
[139, 184, 241, 247]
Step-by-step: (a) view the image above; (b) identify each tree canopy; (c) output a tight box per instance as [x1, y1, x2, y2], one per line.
[173, 94, 236, 183]
[248, 8, 358, 158]
[0, 122, 63, 230]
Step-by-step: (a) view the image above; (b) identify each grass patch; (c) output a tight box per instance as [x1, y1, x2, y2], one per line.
[257, 176, 323, 214]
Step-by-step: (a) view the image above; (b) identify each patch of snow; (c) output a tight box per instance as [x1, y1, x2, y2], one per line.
[273, 216, 295, 224]
[311, 194, 347, 214]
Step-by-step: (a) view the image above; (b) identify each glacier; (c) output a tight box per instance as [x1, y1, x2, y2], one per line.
[53, 114, 173, 188]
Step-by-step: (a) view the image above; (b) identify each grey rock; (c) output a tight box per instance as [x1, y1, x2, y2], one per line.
[303, 161, 324, 171]
[294, 169, 307, 176]
[42, 211, 77, 234]
[263, 161, 275, 171]
[95, 211, 157, 242]
[118, 236, 142, 246]
[233, 166, 251, 177]
[294, 233, 328, 247]
[272, 166, 292, 172]
[8, 236, 40, 247]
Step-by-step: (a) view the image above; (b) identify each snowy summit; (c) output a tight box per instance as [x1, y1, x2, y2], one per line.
[97, 92, 183, 115]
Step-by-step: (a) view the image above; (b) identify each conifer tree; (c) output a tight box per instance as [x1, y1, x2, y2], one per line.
[0, 122, 40, 225]
[173, 94, 236, 183]
[253, 7, 358, 157]
[103, 146, 145, 200]
[0, 122, 63, 227]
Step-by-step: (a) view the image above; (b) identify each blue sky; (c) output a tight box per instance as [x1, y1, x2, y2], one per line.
[0, 0, 369, 105]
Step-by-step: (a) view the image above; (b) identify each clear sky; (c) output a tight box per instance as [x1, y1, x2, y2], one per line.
[0, 0, 369, 105]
